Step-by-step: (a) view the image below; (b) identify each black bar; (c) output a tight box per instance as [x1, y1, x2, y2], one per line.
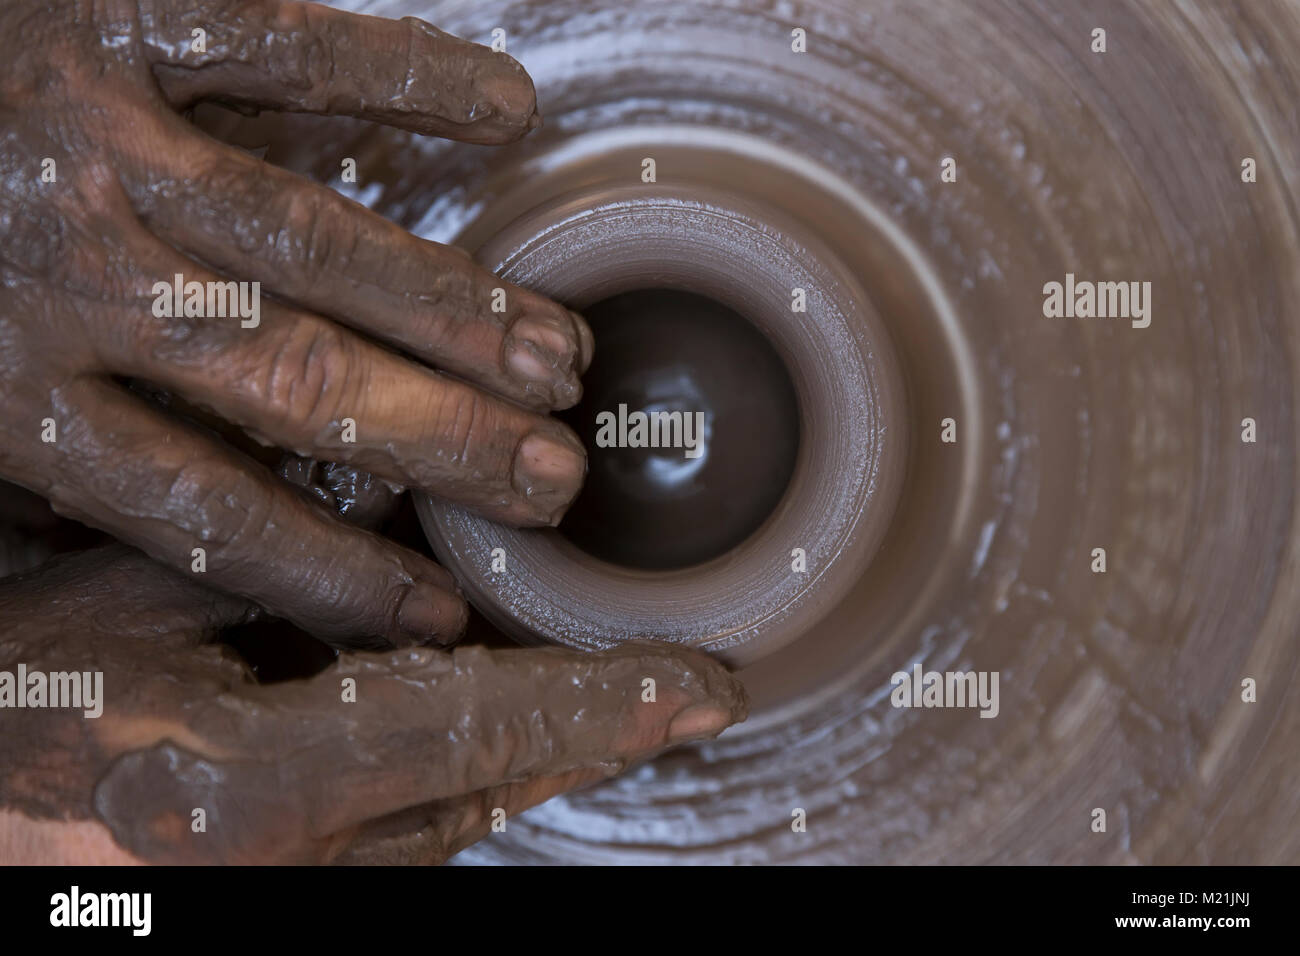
[0, 865, 1274, 942]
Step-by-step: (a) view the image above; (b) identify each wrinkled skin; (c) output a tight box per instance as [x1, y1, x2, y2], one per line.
[0, 0, 595, 650]
[0, 548, 749, 864]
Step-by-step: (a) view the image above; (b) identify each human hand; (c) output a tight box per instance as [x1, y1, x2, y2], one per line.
[0, 547, 747, 864]
[0, 0, 591, 650]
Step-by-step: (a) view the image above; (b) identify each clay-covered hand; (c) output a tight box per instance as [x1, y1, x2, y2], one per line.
[0, 547, 748, 864]
[0, 0, 592, 650]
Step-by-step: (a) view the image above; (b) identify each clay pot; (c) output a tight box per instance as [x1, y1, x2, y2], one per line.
[416, 186, 906, 667]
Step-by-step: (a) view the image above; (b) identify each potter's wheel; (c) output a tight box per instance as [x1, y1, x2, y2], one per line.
[225, 0, 1300, 863]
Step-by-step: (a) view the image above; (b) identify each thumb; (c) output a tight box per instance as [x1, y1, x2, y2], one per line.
[91, 641, 748, 862]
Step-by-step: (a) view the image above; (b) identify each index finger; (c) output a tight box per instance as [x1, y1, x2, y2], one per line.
[138, 0, 539, 143]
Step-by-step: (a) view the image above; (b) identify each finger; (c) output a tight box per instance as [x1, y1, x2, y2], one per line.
[253, 643, 747, 822]
[91, 643, 749, 861]
[138, 0, 540, 143]
[0, 544, 255, 643]
[21, 375, 467, 649]
[335, 766, 612, 865]
[104, 243, 586, 526]
[127, 135, 591, 410]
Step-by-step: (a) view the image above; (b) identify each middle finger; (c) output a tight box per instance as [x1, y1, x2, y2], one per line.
[105, 230, 587, 527]
[124, 117, 592, 410]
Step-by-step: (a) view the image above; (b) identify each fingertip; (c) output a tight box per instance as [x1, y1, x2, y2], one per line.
[639, 640, 749, 715]
[547, 375, 584, 411]
[510, 427, 588, 525]
[394, 582, 469, 647]
[484, 64, 539, 123]
[501, 304, 590, 409]
[466, 55, 541, 143]
[671, 657, 750, 740]
[667, 704, 735, 743]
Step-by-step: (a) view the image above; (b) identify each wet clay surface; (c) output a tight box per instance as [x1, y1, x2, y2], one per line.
[557, 288, 800, 570]
[204, 0, 1300, 863]
[417, 185, 906, 667]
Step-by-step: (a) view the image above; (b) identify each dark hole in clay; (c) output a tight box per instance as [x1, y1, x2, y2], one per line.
[557, 288, 800, 570]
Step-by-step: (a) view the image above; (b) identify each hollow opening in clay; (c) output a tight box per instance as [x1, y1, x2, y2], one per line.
[556, 287, 800, 571]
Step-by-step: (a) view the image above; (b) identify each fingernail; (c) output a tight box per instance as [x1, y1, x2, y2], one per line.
[396, 584, 467, 646]
[505, 349, 582, 408]
[511, 431, 586, 524]
[570, 309, 595, 371]
[668, 705, 734, 743]
[513, 314, 572, 356]
[506, 337, 554, 384]
[505, 317, 577, 391]
[479, 69, 537, 130]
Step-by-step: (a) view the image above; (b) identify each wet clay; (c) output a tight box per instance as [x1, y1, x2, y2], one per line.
[206, 0, 1300, 864]
[418, 185, 906, 667]
[557, 288, 800, 570]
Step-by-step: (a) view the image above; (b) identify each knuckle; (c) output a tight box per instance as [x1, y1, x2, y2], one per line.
[256, 321, 356, 438]
[427, 384, 503, 476]
[279, 189, 323, 264]
[187, 465, 277, 565]
[0, 136, 123, 288]
[409, 262, 481, 339]
[193, 157, 336, 276]
[74, 437, 276, 571]
[273, 188, 354, 291]
[296, 32, 338, 106]
[0, 196, 67, 281]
